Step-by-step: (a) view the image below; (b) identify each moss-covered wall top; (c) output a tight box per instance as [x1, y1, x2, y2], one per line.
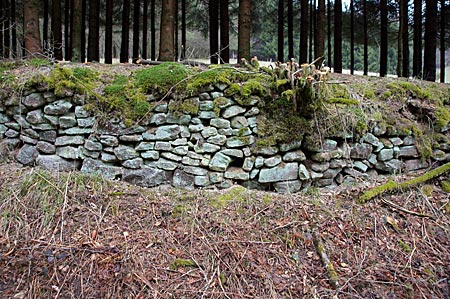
[1, 60, 450, 192]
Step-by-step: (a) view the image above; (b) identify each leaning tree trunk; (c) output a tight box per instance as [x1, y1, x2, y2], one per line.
[237, 0, 251, 62]
[159, 0, 175, 61]
[24, 0, 42, 57]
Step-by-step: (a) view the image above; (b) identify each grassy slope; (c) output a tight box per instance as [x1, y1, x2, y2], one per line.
[0, 163, 449, 298]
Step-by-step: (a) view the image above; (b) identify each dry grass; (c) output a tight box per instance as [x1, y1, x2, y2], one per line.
[0, 163, 449, 298]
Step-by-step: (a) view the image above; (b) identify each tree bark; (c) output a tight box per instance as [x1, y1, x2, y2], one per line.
[120, 0, 130, 63]
[401, 0, 409, 77]
[3, 0, 10, 58]
[327, 0, 331, 67]
[81, 0, 86, 62]
[363, 0, 368, 75]
[333, 0, 342, 73]
[238, 0, 251, 62]
[209, 0, 219, 64]
[277, 0, 284, 62]
[132, 0, 140, 63]
[43, 0, 49, 52]
[64, 0, 71, 60]
[350, 0, 354, 74]
[288, 0, 294, 59]
[24, 0, 43, 57]
[315, 0, 325, 59]
[181, 0, 187, 60]
[174, 0, 179, 60]
[11, 0, 17, 57]
[423, 0, 437, 81]
[150, 0, 156, 60]
[159, 0, 175, 61]
[71, 0, 82, 61]
[51, 0, 63, 60]
[105, 0, 113, 63]
[88, 0, 100, 62]
[397, 0, 403, 77]
[309, 0, 314, 62]
[220, 0, 229, 63]
[380, 0, 388, 77]
[142, 0, 148, 60]
[300, 0, 308, 63]
[440, 0, 446, 83]
[0, 1, 3, 57]
[413, 0, 422, 77]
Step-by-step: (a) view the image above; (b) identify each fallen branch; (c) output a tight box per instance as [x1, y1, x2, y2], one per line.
[136, 59, 209, 68]
[358, 161, 450, 203]
[312, 231, 339, 289]
[380, 197, 435, 219]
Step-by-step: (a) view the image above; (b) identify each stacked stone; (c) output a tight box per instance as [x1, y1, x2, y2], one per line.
[2, 84, 450, 193]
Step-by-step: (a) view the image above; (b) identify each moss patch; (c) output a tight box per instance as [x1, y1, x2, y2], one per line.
[136, 62, 192, 95]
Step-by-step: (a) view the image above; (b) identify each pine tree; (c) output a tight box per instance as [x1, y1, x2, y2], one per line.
[423, 0, 437, 81]
[24, 0, 42, 57]
[238, 0, 251, 62]
[159, 0, 175, 61]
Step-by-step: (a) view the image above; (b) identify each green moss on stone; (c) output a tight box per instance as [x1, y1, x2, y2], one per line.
[168, 98, 199, 115]
[136, 62, 192, 95]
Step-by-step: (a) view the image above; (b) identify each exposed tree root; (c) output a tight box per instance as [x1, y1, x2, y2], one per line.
[312, 231, 340, 289]
[359, 162, 450, 203]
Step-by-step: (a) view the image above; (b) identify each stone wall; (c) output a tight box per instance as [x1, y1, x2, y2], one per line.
[1, 85, 449, 192]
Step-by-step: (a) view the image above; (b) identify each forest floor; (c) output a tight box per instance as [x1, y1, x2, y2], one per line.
[0, 162, 449, 299]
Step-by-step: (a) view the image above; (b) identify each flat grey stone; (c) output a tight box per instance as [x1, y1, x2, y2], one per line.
[198, 111, 217, 119]
[122, 157, 144, 169]
[81, 158, 122, 179]
[222, 105, 246, 118]
[209, 152, 232, 171]
[183, 166, 208, 176]
[201, 127, 218, 138]
[114, 145, 139, 160]
[182, 156, 201, 166]
[12, 115, 31, 129]
[23, 93, 45, 108]
[59, 115, 77, 128]
[5, 129, 19, 138]
[230, 116, 248, 129]
[84, 140, 103, 151]
[100, 135, 119, 147]
[350, 143, 372, 160]
[20, 135, 38, 145]
[75, 106, 91, 118]
[161, 152, 183, 162]
[255, 156, 265, 168]
[398, 145, 419, 158]
[44, 100, 72, 115]
[36, 141, 56, 154]
[310, 162, 330, 172]
[378, 148, 394, 161]
[59, 127, 92, 135]
[243, 157, 255, 171]
[155, 141, 172, 151]
[101, 152, 119, 163]
[56, 146, 81, 159]
[173, 169, 195, 190]
[77, 117, 95, 128]
[39, 130, 57, 142]
[273, 180, 302, 193]
[143, 125, 180, 141]
[36, 155, 79, 171]
[141, 150, 160, 160]
[264, 155, 282, 168]
[298, 164, 310, 180]
[224, 167, 250, 180]
[195, 175, 210, 187]
[119, 135, 143, 142]
[194, 142, 220, 153]
[188, 123, 204, 133]
[221, 149, 244, 158]
[210, 118, 231, 129]
[156, 158, 178, 171]
[207, 134, 227, 145]
[283, 150, 306, 162]
[122, 167, 172, 187]
[55, 135, 85, 146]
[16, 144, 39, 165]
[136, 141, 155, 151]
[259, 162, 299, 183]
[26, 110, 44, 124]
[172, 145, 188, 156]
[199, 100, 214, 111]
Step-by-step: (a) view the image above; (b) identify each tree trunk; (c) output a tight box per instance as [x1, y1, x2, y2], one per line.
[397, 0, 403, 77]
[0, 1, 3, 57]
[423, 0, 437, 81]
[327, 0, 331, 67]
[51, 0, 63, 60]
[209, 0, 219, 64]
[105, 0, 113, 63]
[24, 0, 42, 57]
[350, 0, 354, 74]
[150, 0, 156, 60]
[120, 0, 130, 63]
[174, 0, 179, 60]
[88, 0, 100, 62]
[181, 0, 187, 60]
[11, 0, 17, 57]
[288, 0, 294, 59]
[132, 0, 140, 63]
[315, 0, 325, 59]
[300, 0, 308, 63]
[43, 0, 49, 53]
[3, 0, 10, 58]
[238, 0, 251, 62]
[64, 0, 71, 60]
[413, 0, 422, 77]
[334, 0, 342, 73]
[309, 0, 314, 62]
[220, 0, 229, 63]
[159, 0, 175, 61]
[440, 0, 445, 83]
[363, 0, 368, 75]
[380, 0, 388, 77]
[81, 0, 86, 62]
[401, 0, 409, 77]
[142, 0, 148, 60]
[278, 0, 284, 62]
[71, 0, 82, 61]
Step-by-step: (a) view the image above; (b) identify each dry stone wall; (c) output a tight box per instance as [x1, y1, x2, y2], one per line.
[1, 85, 449, 193]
